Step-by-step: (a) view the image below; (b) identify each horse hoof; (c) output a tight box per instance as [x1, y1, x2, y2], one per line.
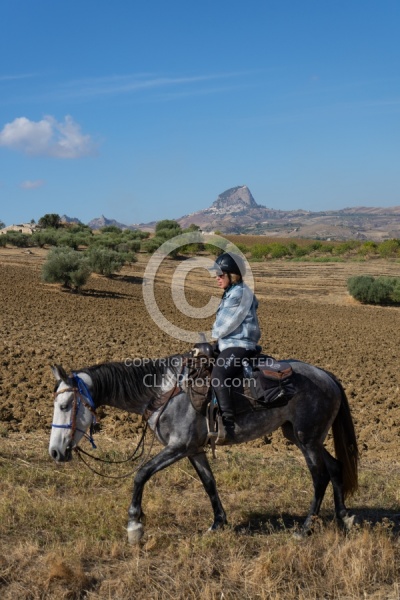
[206, 524, 222, 535]
[292, 530, 307, 541]
[127, 522, 144, 544]
[206, 518, 227, 533]
[342, 514, 355, 531]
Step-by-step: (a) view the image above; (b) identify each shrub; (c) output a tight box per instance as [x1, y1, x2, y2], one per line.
[378, 239, 400, 258]
[155, 219, 181, 233]
[89, 233, 120, 250]
[233, 243, 249, 255]
[141, 238, 164, 254]
[347, 276, 376, 303]
[116, 240, 140, 253]
[31, 230, 59, 247]
[122, 229, 150, 240]
[203, 243, 225, 257]
[203, 236, 229, 257]
[367, 277, 394, 304]
[73, 232, 93, 247]
[57, 234, 79, 249]
[333, 241, 360, 256]
[3, 232, 32, 247]
[69, 223, 91, 234]
[100, 225, 122, 234]
[269, 243, 289, 259]
[119, 251, 138, 265]
[358, 241, 378, 256]
[156, 228, 181, 241]
[86, 247, 126, 276]
[42, 247, 91, 291]
[309, 241, 323, 251]
[38, 213, 62, 229]
[391, 280, 400, 303]
[250, 244, 270, 260]
[347, 275, 400, 305]
[293, 246, 309, 257]
[179, 243, 204, 254]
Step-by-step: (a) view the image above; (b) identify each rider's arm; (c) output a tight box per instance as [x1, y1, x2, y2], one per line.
[212, 285, 253, 339]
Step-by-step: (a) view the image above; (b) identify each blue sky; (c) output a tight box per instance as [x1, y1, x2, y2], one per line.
[1, 0, 399, 226]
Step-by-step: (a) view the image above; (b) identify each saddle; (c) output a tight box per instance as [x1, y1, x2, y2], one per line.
[143, 345, 298, 449]
[187, 343, 298, 448]
[188, 343, 296, 409]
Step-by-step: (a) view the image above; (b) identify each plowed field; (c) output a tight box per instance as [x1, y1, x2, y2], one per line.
[1, 248, 399, 461]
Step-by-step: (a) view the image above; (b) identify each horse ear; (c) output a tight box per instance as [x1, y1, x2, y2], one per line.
[51, 364, 69, 383]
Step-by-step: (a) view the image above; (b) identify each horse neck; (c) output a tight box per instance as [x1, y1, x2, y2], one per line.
[83, 359, 179, 415]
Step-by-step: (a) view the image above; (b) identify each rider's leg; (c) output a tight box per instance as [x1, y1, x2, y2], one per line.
[212, 347, 250, 439]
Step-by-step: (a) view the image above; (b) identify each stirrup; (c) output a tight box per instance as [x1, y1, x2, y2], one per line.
[206, 406, 232, 456]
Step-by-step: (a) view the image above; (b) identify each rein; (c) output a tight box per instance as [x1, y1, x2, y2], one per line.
[73, 422, 152, 479]
[52, 359, 184, 478]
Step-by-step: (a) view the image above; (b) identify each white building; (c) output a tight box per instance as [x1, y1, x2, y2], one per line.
[0, 223, 37, 235]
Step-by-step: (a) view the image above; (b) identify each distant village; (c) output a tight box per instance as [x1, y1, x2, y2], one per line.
[0, 222, 38, 235]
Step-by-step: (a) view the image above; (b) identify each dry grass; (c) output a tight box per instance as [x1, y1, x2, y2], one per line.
[1, 433, 400, 599]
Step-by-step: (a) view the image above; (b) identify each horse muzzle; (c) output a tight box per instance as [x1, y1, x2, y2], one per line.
[49, 444, 73, 463]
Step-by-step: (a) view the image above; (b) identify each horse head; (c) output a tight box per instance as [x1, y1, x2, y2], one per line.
[49, 365, 97, 462]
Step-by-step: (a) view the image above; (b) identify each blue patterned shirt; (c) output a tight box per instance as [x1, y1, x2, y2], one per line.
[212, 282, 261, 351]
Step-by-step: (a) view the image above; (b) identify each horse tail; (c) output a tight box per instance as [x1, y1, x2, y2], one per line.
[329, 375, 359, 498]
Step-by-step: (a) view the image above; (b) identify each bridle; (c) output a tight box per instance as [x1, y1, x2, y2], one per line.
[52, 373, 97, 450]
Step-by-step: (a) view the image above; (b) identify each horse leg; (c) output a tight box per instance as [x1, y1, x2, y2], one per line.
[322, 447, 355, 530]
[299, 444, 331, 534]
[127, 445, 189, 544]
[189, 452, 227, 532]
[282, 423, 354, 534]
[282, 425, 330, 535]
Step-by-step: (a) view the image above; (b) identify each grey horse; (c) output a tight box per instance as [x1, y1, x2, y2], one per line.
[49, 356, 358, 543]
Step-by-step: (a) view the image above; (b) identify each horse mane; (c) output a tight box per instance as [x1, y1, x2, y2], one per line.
[80, 357, 180, 415]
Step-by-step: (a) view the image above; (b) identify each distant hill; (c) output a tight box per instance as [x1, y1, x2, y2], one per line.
[87, 215, 137, 231]
[63, 186, 400, 241]
[176, 185, 400, 241]
[177, 185, 294, 233]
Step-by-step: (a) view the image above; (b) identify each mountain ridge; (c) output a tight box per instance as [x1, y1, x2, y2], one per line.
[59, 185, 400, 241]
[175, 186, 400, 240]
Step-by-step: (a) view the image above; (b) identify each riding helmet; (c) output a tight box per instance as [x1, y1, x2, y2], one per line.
[212, 252, 245, 276]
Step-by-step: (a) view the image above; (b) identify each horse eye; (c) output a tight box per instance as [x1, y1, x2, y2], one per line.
[60, 403, 70, 412]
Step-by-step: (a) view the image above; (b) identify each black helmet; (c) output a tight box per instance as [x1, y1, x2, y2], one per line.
[212, 252, 245, 276]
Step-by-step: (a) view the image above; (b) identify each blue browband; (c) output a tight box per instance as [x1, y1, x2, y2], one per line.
[74, 373, 96, 411]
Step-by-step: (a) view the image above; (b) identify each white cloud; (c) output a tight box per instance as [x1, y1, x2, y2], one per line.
[20, 179, 45, 190]
[0, 115, 97, 158]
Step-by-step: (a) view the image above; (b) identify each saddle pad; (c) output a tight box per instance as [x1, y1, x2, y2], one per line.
[257, 358, 293, 380]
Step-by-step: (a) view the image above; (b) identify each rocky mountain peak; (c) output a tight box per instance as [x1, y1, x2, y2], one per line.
[87, 215, 136, 230]
[212, 185, 259, 211]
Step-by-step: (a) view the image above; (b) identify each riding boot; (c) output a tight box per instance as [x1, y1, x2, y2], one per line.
[214, 385, 235, 441]
[222, 415, 235, 442]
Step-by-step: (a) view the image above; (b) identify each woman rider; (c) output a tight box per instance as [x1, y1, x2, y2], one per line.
[210, 252, 261, 441]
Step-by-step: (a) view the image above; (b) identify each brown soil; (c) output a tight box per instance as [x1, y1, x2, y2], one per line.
[1, 247, 399, 462]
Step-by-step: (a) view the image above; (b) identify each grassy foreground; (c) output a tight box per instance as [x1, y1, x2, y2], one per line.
[1, 432, 400, 600]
